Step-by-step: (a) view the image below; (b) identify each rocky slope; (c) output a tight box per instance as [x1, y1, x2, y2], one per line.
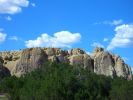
[0, 47, 132, 79]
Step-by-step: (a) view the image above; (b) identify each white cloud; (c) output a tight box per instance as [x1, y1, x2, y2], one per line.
[103, 38, 108, 42]
[9, 36, 18, 41]
[0, 0, 29, 14]
[91, 42, 104, 48]
[107, 24, 133, 50]
[0, 32, 7, 43]
[25, 31, 81, 48]
[5, 16, 12, 21]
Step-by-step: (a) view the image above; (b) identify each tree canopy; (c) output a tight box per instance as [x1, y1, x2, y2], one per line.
[0, 62, 133, 100]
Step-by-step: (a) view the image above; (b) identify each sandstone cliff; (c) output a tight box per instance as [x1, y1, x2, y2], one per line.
[0, 47, 132, 79]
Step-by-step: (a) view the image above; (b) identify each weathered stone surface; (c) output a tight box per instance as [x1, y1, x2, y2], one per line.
[113, 55, 132, 79]
[44, 48, 56, 56]
[92, 47, 132, 79]
[13, 48, 48, 77]
[0, 51, 21, 76]
[93, 49, 115, 77]
[0, 47, 132, 79]
[69, 54, 93, 72]
[69, 48, 85, 55]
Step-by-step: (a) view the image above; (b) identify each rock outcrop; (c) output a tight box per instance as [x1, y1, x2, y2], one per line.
[68, 49, 93, 72]
[12, 48, 48, 77]
[92, 48, 115, 77]
[0, 47, 132, 79]
[113, 55, 132, 79]
[92, 47, 132, 79]
[0, 56, 10, 79]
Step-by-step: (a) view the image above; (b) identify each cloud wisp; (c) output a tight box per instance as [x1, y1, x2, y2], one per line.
[103, 38, 109, 42]
[5, 16, 12, 21]
[9, 36, 18, 41]
[31, 3, 36, 7]
[25, 31, 81, 48]
[95, 19, 123, 26]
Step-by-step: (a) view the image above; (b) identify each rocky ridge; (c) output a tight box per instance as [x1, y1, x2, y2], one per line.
[0, 47, 132, 79]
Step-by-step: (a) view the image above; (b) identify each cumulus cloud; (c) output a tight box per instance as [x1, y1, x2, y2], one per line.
[0, 32, 7, 43]
[107, 24, 133, 50]
[91, 42, 104, 48]
[25, 31, 81, 48]
[0, 0, 29, 14]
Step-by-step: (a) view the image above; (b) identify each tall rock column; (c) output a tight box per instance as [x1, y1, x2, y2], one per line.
[113, 55, 132, 79]
[92, 47, 116, 77]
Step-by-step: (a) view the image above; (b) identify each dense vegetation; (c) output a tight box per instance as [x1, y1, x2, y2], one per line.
[0, 62, 133, 100]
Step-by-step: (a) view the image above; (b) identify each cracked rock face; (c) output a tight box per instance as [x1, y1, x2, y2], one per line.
[13, 48, 48, 77]
[69, 54, 93, 72]
[113, 56, 132, 79]
[92, 47, 132, 79]
[0, 47, 132, 79]
[93, 51, 115, 77]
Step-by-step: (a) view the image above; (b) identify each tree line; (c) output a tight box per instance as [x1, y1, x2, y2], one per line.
[0, 62, 133, 100]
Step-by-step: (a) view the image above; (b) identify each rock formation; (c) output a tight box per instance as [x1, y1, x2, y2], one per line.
[69, 49, 93, 72]
[0, 56, 10, 79]
[13, 48, 48, 77]
[0, 47, 132, 79]
[92, 47, 115, 77]
[92, 47, 132, 79]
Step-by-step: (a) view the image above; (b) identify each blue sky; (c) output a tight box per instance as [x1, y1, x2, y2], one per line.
[0, 0, 133, 67]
